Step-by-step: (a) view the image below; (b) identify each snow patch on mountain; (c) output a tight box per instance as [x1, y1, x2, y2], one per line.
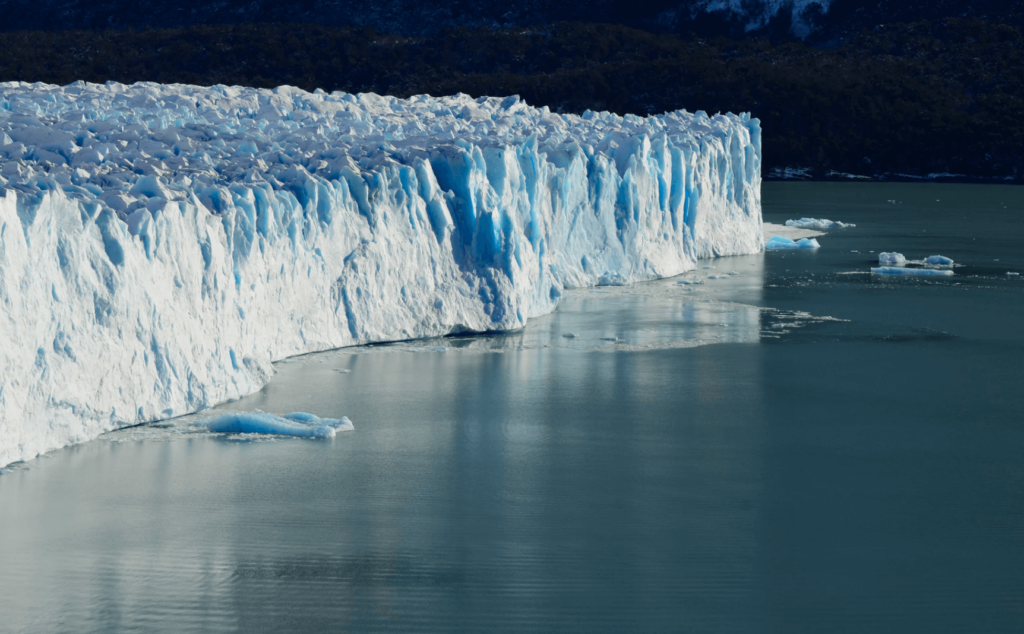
[669, 0, 832, 37]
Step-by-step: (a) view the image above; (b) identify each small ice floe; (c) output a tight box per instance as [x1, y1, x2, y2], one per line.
[925, 255, 954, 266]
[871, 267, 954, 277]
[1008, 272, 1020, 277]
[765, 236, 820, 250]
[333, 368, 351, 373]
[700, 265, 715, 270]
[878, 252, 906, 265]
[0, 468, 13, 475]
[599, 337, 620, 342]
[727, 271, 740, 276]
[562, 332, 579, 338]
[785, 218, 855, 229]
[197, 411, 353, 438]
[677, 279, 705, 285]
[432, 346, 447, 352]
[707, 274, 725, 279]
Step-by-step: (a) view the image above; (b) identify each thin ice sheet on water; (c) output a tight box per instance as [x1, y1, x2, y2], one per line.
[871, 267, 954, 277]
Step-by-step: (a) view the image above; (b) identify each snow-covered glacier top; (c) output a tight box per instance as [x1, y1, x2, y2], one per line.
[1, 81, 751, 209]
[0, 81, 762, 467]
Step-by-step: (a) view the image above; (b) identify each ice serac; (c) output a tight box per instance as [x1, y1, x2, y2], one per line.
[0, 81, 763, 466]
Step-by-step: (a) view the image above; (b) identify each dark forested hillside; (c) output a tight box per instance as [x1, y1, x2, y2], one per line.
[0, 0, 1019, 41]
[1, 19, 1022, 180]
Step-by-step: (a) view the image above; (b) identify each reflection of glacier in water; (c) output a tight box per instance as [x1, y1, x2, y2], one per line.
[101, 250, 847, 445]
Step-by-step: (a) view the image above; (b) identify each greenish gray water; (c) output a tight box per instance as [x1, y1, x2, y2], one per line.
[1, 182, 1022, 633]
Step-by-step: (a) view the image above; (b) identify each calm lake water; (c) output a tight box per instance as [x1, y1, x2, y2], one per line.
[2, 182, 1022, 633]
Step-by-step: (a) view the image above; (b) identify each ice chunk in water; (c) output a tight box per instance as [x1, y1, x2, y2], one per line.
[765, 236, 820, 250]
[785, 218, 855, 229]
[198, 411, 353, 437]
[1007, 272, 1020, 277]
[925, 255, 954, 266]
[878, 252, 906, 265]
[562, 333, 579, 338]
[283, 412, 352, 430]
[871, 267, 954, 277]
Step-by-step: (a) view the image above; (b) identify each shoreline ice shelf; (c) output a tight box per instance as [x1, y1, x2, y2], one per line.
[0, 81, 763, 467]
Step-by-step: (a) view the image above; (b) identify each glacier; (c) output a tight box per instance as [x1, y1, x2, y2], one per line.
[0, 81, 763, 467]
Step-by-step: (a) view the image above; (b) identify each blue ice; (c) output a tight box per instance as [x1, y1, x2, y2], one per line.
[871, 267, 954, 277]
[925, 255, 954, 266]
[765, 236, 820, 250]
[198, 411, 353, 437]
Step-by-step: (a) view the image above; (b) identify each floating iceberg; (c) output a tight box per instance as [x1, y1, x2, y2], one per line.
[765, 235, 820, 250]
[871, 267, 954, 277]
[925, 255, 954, 266]
[197, 411, 353, 438]
[878, 252, 906, 265]
[785, 217, 854, 229]
[0, 81, 762, 467]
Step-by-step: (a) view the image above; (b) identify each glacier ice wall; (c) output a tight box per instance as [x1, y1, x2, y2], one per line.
[0, 81, 762, 467]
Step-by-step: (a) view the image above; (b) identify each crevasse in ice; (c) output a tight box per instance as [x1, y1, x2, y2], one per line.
[0, 81, 763, 466]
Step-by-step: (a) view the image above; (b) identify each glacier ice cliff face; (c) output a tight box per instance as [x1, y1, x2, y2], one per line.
[0, 81, 762, 467]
